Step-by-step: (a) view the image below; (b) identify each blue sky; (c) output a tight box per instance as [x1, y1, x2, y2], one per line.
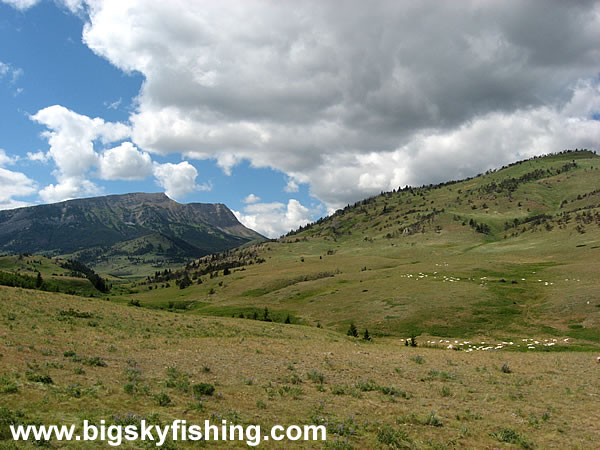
[0, 1, 321, 236]
[0, 0, 599, 237]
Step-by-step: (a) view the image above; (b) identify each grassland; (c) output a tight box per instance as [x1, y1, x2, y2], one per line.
[2, 151, 600, 448]
[1, 286, 599, 448]
[113, 151, 600, 350]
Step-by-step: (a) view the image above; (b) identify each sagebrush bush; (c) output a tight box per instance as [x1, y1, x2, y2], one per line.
[192, 383, 215, 398]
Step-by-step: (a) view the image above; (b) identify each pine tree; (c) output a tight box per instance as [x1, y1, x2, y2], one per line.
[410, 335, 417, 347]
[284, 314, 291, 324]
[363, 328, 371, 341]
[347, 322, 358, 338]
[263, 307, 271, 322]
[35, 272, 43, 288]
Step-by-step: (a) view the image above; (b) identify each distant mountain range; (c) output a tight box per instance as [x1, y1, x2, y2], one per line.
[0, 193, 264, 275]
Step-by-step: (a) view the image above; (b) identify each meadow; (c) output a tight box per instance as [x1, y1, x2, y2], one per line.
[111, 152, 600, 351]
[1, 287, 599, 448]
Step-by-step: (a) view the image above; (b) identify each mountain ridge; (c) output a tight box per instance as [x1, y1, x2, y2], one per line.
[0, 192, 264, 272]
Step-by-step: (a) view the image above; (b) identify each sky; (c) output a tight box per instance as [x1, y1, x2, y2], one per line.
[0, 0, 599, 237]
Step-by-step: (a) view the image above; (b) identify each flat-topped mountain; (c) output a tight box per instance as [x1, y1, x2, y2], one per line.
[0, 193, 264, 274]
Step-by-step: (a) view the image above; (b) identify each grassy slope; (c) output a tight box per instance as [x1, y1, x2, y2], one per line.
[0, 255, 112, 298]
[119, 151, 600, 347]
[1, 286, 600, 448]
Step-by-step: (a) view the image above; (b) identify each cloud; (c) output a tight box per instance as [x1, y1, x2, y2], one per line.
[0, 149, 35, 209]
[0, 166, 37, 210]
[0, 60, 24, 96]
[38, 177, 101, 204]
[98, 142, 153, 180]
[31, 105, 132, 203]
[243, 193, 260, 204]
[26, 151, 49, 163]
[0, 0, 40, 11]
[32, 105, 130, 178]
[283, 179, 299, 193]
[0, 149, 17, 166]
[152, 161, 199, 200]
[104, 98, 122, 110]
[233, 199, 311, 238]
[72, 0, 600, 210]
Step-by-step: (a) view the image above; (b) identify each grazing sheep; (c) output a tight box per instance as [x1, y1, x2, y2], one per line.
[597, 356, 600, 363]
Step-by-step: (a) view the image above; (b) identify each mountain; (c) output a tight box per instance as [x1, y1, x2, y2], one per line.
[116, 150, 600, 346]
[0, 193, 264, 275]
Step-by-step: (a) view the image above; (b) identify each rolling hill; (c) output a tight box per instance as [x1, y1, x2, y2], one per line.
[0, 192, 264, 276]
[115, 150, 600, 347]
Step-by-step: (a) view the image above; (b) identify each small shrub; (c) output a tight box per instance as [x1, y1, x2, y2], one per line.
[165, 366, 190, 393]
[65, 384, 82, 398]
[355, 379, 379, 392]
[26, 372, 53, 384]
[379, 385, 410, 399]
[278, 385, 303, 399]
[83, 356, 107, 367]
[424, 411, 443, 427]
[188, 401, 205, 411]
[58, 309, 92, 319]
[376, 424, 413, 448]
[154, 392, 172, 406]
[0, 374, 18, 394]
[0, 408, 26, 440]
[411, 355, 424, 365]
[501, 363, 512, 374]
[192, 383, 215, 398]
[331, 385, 347, 395]
[490, 428, 534, 449]
[307, 369, 325, 384]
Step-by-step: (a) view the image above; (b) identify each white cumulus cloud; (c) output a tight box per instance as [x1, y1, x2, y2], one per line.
[0, 149, 36, 209]
[234, 199, 311, 238]
[152, 161, 200, 200]
[0, 167, 37, 210]
[243, 193, 260, 204]
[98, 142, 153, 180]
[38, 177, 102, 204]
[31, 105, 133, 203]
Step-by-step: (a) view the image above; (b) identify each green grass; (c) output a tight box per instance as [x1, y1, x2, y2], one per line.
[97, 151, 600, 347]
[1, 285, 599, 448]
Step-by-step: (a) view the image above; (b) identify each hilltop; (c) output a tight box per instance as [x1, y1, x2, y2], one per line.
[114, 150, 600, 346]
[0, 193, 264, 277]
